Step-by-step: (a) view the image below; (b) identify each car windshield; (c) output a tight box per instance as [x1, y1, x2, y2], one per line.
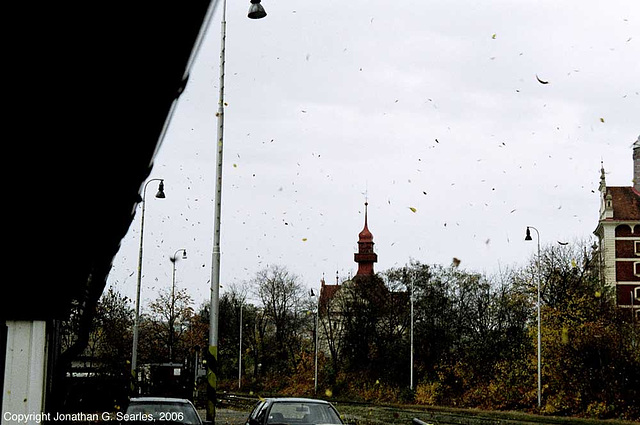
[126, 400, 201, 424]
[267, 401, 342, 424]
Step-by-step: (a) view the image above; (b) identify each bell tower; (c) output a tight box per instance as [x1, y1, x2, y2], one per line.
[354, 202, 377, 276]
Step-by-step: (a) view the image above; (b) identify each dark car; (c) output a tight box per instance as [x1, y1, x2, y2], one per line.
[123, 397, 207, 425]
[245, 397, 344, 425]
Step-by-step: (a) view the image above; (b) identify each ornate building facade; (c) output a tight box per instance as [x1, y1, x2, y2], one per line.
[594, 136, 640, 319]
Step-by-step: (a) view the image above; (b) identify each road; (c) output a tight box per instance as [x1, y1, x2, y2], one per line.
[200, 408, 248, 425]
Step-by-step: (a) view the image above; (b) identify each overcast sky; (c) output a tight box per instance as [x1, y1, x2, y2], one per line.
[106, 0, 640, 309]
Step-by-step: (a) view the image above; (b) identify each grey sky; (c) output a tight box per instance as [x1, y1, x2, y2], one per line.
[106, 0, 640, 308]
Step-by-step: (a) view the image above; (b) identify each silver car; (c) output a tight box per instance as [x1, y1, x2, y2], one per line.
[245, 397, 344, 425]
[124, 397, 205, 424]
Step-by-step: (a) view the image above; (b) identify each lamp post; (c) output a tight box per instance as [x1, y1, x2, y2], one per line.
[238, 301, 243, 389]
[208, 0, 266, 421]
[169, 248, 187, 362]
[131, 178, 165, 394]
[525, 226, 542, 408]
[410, 278, 414, 390]
[310, 289, 319, 394]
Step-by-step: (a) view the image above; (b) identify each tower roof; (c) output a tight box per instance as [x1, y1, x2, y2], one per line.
[358, 202, 373, 242]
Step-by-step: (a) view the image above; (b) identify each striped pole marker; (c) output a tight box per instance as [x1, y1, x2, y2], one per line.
[206, 345, 218, 422]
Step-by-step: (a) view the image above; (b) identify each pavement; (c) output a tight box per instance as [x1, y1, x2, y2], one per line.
[199, 408, 248, 425]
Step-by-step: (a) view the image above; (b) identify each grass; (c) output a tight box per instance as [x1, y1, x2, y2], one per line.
[334, 403, 639, 425]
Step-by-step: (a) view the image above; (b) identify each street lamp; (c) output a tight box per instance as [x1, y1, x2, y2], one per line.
[131, 178, 165, 394]
[310, 289, 319, 395]
[410, 277, 414, 390]
[170, 248, 187, 362]
[238, 301, 243, 390]
[525, 226, 542, 408]
[248, 0, 267, 19]
[208, 0, 266, 421]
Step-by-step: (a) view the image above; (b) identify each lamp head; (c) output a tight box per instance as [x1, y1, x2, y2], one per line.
[525, 227, 532, 241]
[248, 0, 267, 19]
[182, 249, 187, 260]
[155, 180, 166, 198]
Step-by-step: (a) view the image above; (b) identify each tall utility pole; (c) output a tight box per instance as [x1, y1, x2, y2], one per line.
[238, 302, 243, 389]
[410, 278, 414, 390]
[207, 1, 267, 422]
[525, 226, 542, 408]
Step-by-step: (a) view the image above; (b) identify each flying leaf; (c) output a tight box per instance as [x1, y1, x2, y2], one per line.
[492, 33, 497, 39]
[536, 74, 549, 84]
[409, 207, 417, 213]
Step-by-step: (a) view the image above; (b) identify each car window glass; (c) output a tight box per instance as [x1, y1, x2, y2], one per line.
[126, 401, 201, 424]
[266, 402, 342, 424]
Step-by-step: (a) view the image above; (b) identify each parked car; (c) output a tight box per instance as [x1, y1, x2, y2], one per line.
[245, 397, 345, 425]
[122, 397, 207, 424]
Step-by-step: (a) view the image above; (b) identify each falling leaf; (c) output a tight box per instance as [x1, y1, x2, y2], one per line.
[600, 117, 605, 123]
[302, 238, 308, 242]
[233, 163, 238, 168]
[409, 207, 417, 213]
[492, 33, 497, 39]
[536, 74, 549, 84]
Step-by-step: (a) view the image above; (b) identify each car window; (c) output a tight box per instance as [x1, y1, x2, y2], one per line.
[126, 401, 201, 424]
[267, 402, 342, 424]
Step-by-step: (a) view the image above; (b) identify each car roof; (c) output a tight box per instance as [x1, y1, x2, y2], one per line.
[130, 397, 194, 404]
[266, 397, 332, 404]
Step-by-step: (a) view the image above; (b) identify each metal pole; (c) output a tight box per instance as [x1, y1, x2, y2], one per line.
[314, 307, 318, 395]
[170, 249, 186, 363]
[131, 178, 164, 395]
[536, 230, 542, 409]
[170, 258, 176, 362]
[527, 226, 542, 408]
[410, 278, 414, 390]
[238, 302, 243, 389]
[208, 0, 226, 420]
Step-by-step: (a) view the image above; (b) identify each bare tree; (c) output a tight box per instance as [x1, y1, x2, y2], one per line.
[251, 265, 308, 375]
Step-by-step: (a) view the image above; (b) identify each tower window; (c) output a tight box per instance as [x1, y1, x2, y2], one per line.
[635, 241, 640, 256]
[635, 262, 640, 277]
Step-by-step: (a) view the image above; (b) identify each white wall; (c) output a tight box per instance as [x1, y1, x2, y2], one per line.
[2, 321, 47, 425]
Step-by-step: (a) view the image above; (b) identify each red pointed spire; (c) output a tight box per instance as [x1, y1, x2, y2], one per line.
[358, 202, 373, 242]
[354, 201, 377, 276]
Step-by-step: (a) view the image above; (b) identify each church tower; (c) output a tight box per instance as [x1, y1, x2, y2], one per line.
[354, 202, 377, 276]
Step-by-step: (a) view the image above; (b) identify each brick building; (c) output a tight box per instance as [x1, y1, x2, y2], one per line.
[594, 136, 640, 319]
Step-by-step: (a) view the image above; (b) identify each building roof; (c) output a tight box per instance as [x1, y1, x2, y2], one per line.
[319, 281, 341, 313]
[606, 186, 640, 221]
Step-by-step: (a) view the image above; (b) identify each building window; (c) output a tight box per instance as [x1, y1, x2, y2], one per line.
[635, 286, 640, 301]
[636, 241, 640, 256]
[636, 262, 640, 277]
